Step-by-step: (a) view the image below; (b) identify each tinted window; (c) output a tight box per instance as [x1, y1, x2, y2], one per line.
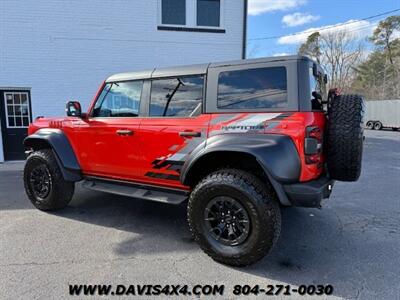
[197, 0, 220, 27]
[217, 67, 287, 109]
[162, 0, 186, 25]
[150, 76, 203, 117]
[92, 81, 143, 117]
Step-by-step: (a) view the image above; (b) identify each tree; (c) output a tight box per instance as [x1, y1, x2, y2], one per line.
[370, 16, 400, 65]
[352, 51, 388, 99]
[299, 32, 321, 63]
[351, 16, 400, 100]
[352, 39, 400, 99]
[299, 29, 365, 92]
[246, 43, 261, 58]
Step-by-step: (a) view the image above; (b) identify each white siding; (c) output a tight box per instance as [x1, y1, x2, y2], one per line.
[0, 0, 244, 117]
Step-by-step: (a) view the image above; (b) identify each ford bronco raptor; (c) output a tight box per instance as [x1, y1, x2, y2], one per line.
[23, 56, 364, 266]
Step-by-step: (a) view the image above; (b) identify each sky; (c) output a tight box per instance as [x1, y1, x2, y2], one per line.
[246, 0, 400, 58]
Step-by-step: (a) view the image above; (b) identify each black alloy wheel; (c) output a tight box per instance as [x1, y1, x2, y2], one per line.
[24, 149, 75, 211]
[204, 196, 250, 246]
[187, 169, 281, 266]
[29, 164, 53, 199]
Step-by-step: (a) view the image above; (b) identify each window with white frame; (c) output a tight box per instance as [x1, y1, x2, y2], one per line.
[4, 92, 31, 128]
[160, 0, 223, 29]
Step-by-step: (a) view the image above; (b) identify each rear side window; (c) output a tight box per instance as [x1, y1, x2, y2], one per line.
[150, 76, 203, 117]
[217, 67, 287, 109]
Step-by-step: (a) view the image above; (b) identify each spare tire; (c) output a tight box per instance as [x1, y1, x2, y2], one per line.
[326, 94, 365, 181]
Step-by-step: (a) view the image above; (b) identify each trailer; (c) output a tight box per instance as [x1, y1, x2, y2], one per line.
[365, 100, 400, 131]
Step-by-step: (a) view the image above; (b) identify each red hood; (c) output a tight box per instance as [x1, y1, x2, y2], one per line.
[28, 117, 71, 135]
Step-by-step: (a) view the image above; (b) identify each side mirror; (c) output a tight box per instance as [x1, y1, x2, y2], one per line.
[66, 101, 82, 117]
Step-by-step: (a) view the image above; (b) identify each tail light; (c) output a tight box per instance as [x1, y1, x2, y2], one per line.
[305, 126, 323, 165]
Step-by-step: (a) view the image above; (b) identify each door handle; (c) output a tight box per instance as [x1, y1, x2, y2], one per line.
[116, 129, 134, 136]
[179, 131, 201, 137]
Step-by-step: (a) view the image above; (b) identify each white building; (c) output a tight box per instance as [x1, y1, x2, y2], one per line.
[0, 0, 247, 161]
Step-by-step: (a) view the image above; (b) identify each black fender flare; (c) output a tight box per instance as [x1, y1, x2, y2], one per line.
[180, 134, 301, 206]
[23, 128, 82, 181]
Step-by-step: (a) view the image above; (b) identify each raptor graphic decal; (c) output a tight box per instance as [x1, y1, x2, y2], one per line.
[208, 113, 290, 136]
[144, 113, 295, 181]
[145, 131, 206, 181]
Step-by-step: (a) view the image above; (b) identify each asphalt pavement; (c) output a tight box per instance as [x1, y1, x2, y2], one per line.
[0, 129, 399, 299]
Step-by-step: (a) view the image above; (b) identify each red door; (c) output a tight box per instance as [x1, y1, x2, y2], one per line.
[72, 118, 141, 180]
[136, 75, 209, 189]
[68, 80, 144, 181]
[138, 115, 210, 189]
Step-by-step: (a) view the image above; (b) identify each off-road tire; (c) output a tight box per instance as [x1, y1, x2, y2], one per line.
[326, 94, 365, 181]
[187, 169, 281, 267]
[24, 149, 74, 211]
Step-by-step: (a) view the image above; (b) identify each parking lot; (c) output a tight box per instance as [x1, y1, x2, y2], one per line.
[0, 129, 399, 299]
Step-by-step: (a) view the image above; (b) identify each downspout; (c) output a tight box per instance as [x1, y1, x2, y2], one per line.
[242, 0, 248, 59]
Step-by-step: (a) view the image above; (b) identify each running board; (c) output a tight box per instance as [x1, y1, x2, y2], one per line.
[82, 177, 188, 205]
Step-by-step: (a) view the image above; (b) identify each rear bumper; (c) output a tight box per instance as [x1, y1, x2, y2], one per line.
[283, 176, 334, 207]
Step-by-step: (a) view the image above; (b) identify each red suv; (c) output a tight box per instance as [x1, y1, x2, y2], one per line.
[23, 56, 364, 266]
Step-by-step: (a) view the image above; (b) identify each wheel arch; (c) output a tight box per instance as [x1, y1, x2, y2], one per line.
[181, 134, 301, 206]
[182, 150, 265, 187]
[24, 129, 82, 181]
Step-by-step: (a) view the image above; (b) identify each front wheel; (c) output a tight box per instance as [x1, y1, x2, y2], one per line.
[187, 169, 281, 267]
[24, 149, 75, 211]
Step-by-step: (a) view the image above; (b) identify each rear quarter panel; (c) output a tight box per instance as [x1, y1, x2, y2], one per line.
[207, 112, 326, 182]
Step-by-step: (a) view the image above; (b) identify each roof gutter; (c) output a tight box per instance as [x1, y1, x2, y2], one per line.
[242, 0, 248, 59]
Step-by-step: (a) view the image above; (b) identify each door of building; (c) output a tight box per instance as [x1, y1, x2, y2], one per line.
[0, 90, 32, 160]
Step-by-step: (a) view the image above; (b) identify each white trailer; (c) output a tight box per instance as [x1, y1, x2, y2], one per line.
[365, 100, 400, 131]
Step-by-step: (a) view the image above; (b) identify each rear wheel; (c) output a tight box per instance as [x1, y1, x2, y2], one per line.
[366, 121, 374, 130]
[326, 94, 365, 182]
[374, 121, 382, 130]
[187, 169, 281, 267]
[24, 149, 74, 211]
